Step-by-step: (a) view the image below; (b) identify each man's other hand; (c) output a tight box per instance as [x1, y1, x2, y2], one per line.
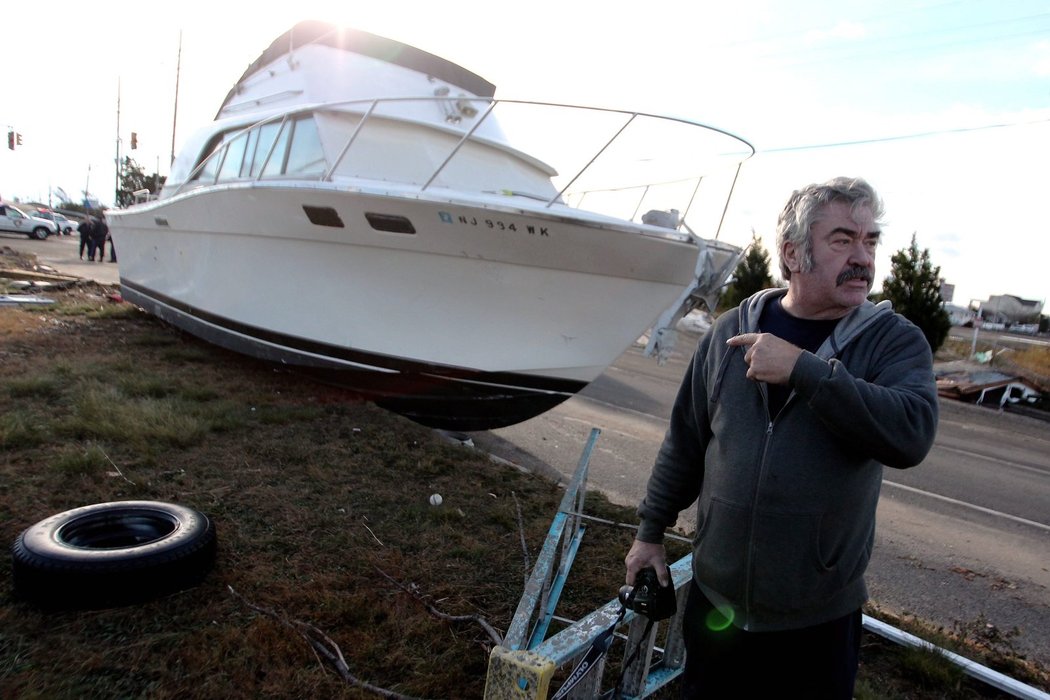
[625, 539, 669, 586]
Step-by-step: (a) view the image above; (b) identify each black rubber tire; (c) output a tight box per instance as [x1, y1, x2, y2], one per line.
[29, 226, 50, 240]
[11, 500, 216, 609]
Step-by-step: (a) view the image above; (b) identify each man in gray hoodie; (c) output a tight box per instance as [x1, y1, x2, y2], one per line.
[625, 177, 938, 698]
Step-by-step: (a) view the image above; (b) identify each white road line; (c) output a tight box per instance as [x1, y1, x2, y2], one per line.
[937, 444, 1050, 477]
[883, 480, 1050, 534]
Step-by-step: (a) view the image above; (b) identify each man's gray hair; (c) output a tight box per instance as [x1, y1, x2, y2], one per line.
[775, 177, 884, 280]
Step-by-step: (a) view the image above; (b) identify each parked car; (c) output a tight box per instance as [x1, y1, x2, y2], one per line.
[55, 212, 79, 235]
[31, 210, 78, 235]
[0, 203, 57, 239]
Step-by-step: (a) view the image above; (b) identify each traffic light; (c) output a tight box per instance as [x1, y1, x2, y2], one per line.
[16, 133, 22, 146]
[131, 132, 138, 149]
[6, 131, 13, 150]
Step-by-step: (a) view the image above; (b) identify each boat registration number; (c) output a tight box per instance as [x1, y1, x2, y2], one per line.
[440, 211, 550, 237]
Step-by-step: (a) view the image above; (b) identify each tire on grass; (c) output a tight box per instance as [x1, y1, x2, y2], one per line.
[11, 500, 216, 609]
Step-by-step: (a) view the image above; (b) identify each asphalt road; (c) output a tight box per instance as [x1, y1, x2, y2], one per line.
[472, 330, 1050, 670]
[0, 231, 119, 286]
[7, 231, 1050, 669]
[950, 326, 1050, 351]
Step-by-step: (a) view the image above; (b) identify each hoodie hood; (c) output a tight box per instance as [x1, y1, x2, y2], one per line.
[739, 287, 893, 359]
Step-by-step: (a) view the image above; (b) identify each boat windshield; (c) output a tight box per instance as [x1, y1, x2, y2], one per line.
[191, 115, 326, 186]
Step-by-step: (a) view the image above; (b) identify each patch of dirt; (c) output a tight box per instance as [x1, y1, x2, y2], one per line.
[1, 252, 123, 341]
[0, 245, 38, 272]
[0, 307, 51, 336]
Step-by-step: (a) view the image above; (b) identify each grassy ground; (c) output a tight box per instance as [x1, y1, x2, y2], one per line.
[1, 267, 1048, 697]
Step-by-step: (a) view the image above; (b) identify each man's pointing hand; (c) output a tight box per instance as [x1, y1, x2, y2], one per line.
[727, 333, 803, 385]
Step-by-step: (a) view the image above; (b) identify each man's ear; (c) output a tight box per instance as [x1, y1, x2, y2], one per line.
[782, 242, 801, 274]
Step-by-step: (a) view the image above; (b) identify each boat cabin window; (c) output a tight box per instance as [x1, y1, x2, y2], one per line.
[217, 133, 249, 181]
[194, 134, 225, 184]
[248, 122, 280, 177]
[260, 115, 325, 178]
[283, 117, 325, 176]
[261, 122, 293, 178]
[191, 114, 326, 185]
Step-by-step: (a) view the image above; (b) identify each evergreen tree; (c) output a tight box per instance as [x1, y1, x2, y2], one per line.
[881, 233, 951, 351]
[719, 231, 775, 310]
[116, 157, 166, 208]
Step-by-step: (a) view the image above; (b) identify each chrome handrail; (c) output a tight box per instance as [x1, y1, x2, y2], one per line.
[162, 97, 755, 229]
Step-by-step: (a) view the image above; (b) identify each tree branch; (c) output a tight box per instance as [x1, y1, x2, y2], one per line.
[228, 585, 426, 700]
[373, 567, 504, 647]
[511, 491, 531, 586]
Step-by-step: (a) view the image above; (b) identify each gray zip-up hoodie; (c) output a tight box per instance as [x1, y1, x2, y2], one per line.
[637, 287, 938, 631]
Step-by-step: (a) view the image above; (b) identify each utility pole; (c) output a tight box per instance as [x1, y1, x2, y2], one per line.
[115, 77, 122, 208]
[171, 30, 182, 166]
[990, 296, 1002, 366]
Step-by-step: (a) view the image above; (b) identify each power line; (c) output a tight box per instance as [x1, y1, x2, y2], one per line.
[758, 115, 1050, 154]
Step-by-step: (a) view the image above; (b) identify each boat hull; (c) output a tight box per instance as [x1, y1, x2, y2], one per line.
[120, 279, 582, 429]
[110, 183, 699, 429]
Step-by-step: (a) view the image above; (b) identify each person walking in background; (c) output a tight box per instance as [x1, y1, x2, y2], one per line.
[91, 213, 109, 262]
[102, 213, 116, 263]
[79, 215, 95, 260]
[624, 177, 938, 699]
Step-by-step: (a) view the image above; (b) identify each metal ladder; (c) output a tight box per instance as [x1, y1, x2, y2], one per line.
[483, 428, 692, 699]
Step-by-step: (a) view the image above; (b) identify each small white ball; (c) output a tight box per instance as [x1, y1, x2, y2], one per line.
[429, 493, 443, 506]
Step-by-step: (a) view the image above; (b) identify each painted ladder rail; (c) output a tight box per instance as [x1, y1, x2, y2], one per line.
[483, 428, 693, 699]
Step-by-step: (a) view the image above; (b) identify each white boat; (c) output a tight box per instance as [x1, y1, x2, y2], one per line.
[109, 21, 752, 430]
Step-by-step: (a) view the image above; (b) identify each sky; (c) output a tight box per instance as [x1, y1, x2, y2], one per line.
[2, 0, 1048, 308]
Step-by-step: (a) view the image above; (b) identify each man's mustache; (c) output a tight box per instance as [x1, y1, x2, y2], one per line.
[836, 265, 872, 286]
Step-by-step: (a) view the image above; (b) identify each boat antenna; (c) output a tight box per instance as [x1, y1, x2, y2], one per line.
[171, 30, 182, 166]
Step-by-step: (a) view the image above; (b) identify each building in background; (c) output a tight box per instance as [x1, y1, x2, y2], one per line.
[974, 295, 1044, 326]
[944, 304, 976, 326]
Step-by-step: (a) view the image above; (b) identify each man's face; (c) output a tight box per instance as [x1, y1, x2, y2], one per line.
[783, 200, 879, 320]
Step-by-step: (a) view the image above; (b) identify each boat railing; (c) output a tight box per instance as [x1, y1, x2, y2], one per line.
[171, 97, 753, 235]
